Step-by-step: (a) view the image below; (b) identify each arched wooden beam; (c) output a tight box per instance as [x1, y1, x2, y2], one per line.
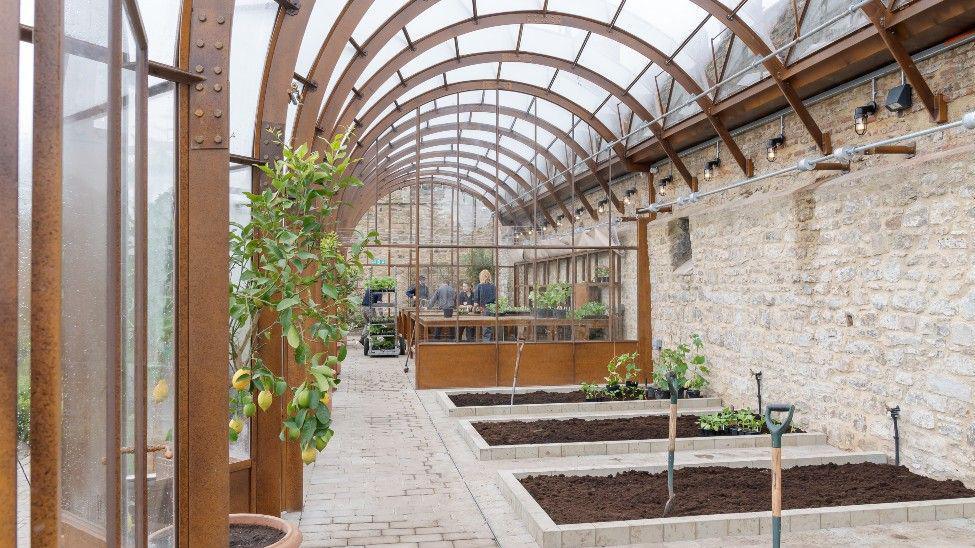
[860, 0, 947, 122]
[366, 135, 575, 221]
[360, 154, 521, 199]
[338, 49, 701, 188]
[688, 0, 831, 154]
[363, 150, 556, 226]
[346, 177, 498, 230]
[317, 10, 751, 178]
[356, 103, 601, 219]
[349, 80, 626, 213]
[290, 0, 373, 148]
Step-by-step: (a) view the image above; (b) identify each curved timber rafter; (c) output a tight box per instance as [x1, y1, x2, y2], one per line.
[349, 80, 628, 213]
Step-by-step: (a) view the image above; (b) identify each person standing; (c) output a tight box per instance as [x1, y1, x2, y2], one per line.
[472, 270, 497, 341]
[428, 279, 457, 340]
[456, 282, 474, 341]
[406, 274, 429, 304]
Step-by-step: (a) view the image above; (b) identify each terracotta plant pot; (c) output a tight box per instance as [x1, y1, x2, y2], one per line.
[230, 513, 302, 548]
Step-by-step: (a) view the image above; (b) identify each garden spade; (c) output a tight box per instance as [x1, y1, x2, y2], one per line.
[662, 371, 679, 517]
[764, 403, 795, 548]
[510, 338, 526, 406]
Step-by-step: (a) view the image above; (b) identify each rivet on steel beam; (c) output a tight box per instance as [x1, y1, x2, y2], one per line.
[195, 83, 204, 91]
[213, 67, 223, 75]
[214, 109, 223, 118]
[194, 135, 204, 144]
[196, 39, 204, 48]
[213, 83, 223, 92]
[215, 41, 224, 50]
[214, 135, 224, 144]
[198, 13, 207, 22]
[217, 16, 226, 24]
[194, 108, 204, 117]
[195, 65, 204, 73]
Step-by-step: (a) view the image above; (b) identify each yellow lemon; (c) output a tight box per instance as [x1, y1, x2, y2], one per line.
[257, 390, 273, 411]
[231, 369, 251, 391]
[320, 392, 331, 406]
[301, 445, 317, 465]
[229, 418, 244, 434]
[152, 379, 169, 403]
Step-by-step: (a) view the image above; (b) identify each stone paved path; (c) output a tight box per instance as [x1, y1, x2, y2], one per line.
[296, 340, 975, 547]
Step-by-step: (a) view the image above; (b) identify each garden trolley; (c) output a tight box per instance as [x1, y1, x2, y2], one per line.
[362, 286, 404, 357]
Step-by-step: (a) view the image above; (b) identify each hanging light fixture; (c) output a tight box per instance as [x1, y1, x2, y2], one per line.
[703, 142, 721, 182]
[574, 207, 583, 221]
[597, 199, 608, 214]
[556, 214, 564, 227]
[767, 115, 785, 162]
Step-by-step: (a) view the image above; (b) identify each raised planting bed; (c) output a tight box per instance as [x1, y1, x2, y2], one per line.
[459, 412, 821, 460]
[436, 386, 720, 417]
[499, 457, 975, 547]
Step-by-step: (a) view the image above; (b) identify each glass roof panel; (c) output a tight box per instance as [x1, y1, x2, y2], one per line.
[736, 0, 797, 58]
[499, 62, 557, 89]
[457, 25, 520, 55]
[716, 37, 766, 100]
[20, 0, 32, 25]
[789, 0, 869, 64]
[228, 0, 277, 156]
[446, 63, 501, 84]
[318, 45, 356, 119]
[630, 70, 662, 119]
[395, 77, 446, 109]
[357, 75, 402, 120]
[356, 33, 410, 88]
[136, 0, 180, 63]
[577, 33, 651, 90]
[549, 72, 611, 115]
[519, 25, 588, 61]
[672, 17, 727, 96]
[477, 0, 546, 16]
[352, 0, 412, 43]
[615, 2, 709, 57]
[406, 0, 472, 38]
[401, 41, 456, 79]
[294, 0, 343, 76]
[546, 0, 620, 24]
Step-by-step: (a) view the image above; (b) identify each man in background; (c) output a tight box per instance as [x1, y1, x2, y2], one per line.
[406, 274, 429, 304]
[428, 279, 457, 340]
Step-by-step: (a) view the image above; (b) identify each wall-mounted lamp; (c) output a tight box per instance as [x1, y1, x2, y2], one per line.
[703, 158, 721, 182]
[885, 82, 913, 113]
[556, 214, 565, 227]
[288, 82, 302, 106]
[574, 207, 583, 221]
[597, 199, 608, 214]
[658, 175, 673, 197]
[623, 188, 637, 205]
[854, 102, 877, 136]
[766, 135, 785, 162]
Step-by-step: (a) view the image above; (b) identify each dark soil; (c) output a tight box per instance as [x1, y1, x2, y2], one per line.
[229, 524, 286, 548]
[521, 463, 975, 524]
[474, 415, 702, 445]
[449, 390, 605, 407]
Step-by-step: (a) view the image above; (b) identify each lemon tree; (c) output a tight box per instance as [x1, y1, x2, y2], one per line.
[228, 130, 378, 462]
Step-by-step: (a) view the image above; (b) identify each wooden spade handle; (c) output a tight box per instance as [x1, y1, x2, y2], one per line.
[771, 446, 782, 517]
[668, 403, 677, 452]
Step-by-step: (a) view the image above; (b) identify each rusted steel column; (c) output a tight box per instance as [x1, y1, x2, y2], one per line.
[178, 0, 232, 544]
[636, 216, 653, 383]
[30, 0, 64, 544]
[0, 0, 18, 544]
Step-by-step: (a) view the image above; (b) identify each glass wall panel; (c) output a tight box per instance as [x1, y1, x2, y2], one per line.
[120, 11, 139, 543]
[61, 0, 110, 532]
[135, 0, 180, 64]
[16, 40, 33, 541]
[229, 164, 253, 461]
[228, 0, 277, 155]
[146, 78, 176, 546]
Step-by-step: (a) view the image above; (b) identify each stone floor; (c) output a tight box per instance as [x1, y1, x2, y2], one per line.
[294, 341, 975, 547]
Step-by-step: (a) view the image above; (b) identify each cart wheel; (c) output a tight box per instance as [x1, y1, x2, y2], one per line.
[363, 338, 369, 356]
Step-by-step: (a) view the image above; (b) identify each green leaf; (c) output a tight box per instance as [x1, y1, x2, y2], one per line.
[286, 325, 301, 348]
[337, 344, 347, 362]
[276, 296, 300, 311]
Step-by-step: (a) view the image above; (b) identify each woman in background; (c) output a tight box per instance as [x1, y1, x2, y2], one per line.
[471, 270, 497, 341]
[456, 282, 473, 341]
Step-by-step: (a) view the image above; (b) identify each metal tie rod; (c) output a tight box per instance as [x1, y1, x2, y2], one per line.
[637, 111, 975, 214]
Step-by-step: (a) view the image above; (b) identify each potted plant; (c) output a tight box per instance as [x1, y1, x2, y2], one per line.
[602, 352, 643, 400]
[656, 334, 707, 399]
[574, 300, 607, 320]
[365, 275, 396, 292]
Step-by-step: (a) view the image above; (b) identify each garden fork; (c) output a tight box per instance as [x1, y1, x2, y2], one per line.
[662, 371, 679, 517]
[509, 337, 526, 406]
[764, 403, 795, 548]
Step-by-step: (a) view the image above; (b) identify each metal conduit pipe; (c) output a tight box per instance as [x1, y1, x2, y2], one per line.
[637, 111, 975, 214]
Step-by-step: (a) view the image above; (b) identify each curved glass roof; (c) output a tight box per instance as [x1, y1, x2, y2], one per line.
[227, 0, 913, 214]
